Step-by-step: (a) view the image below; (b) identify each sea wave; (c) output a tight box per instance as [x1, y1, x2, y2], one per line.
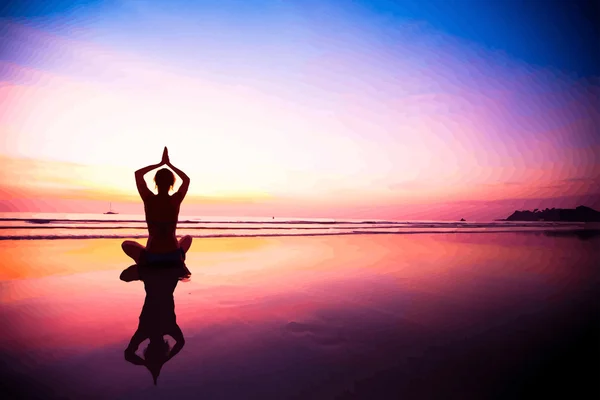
[0, 214, 588, 240]
[0, 223, 580, 230]
[0, 217, 582, 228]
[0, 227, 591, 240]
[1, 217, 408, 224]
[0, 217, 577, 226]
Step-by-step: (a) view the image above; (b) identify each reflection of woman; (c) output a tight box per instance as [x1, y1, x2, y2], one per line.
[120, 147, 191, 281]
[124, 267, 185, 385]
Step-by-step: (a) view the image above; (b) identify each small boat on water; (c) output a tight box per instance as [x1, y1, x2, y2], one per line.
[104, 202, 118, 215]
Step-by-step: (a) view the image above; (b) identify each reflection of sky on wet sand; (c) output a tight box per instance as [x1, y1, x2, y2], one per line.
[1, 233, 599, 398]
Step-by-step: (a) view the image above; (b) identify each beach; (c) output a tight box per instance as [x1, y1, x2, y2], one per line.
[1, 232, 598, 399]
[3, 0, 598, 397]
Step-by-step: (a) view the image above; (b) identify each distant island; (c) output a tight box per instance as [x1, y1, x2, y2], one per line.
[505, 205, 600, 222]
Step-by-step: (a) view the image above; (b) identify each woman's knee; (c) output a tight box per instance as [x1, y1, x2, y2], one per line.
[180, 235, 192, 251]
[121, 240, 135, 250]
[120, 265, 139, 282]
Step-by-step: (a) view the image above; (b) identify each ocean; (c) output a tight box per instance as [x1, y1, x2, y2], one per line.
[2, 213, 598, 398]
[0, 212, 587, 240]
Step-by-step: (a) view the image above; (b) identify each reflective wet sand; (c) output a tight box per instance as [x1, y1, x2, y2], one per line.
[1, 232, 598, 399]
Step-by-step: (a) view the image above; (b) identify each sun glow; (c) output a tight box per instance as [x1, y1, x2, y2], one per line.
[1, 2, 598, 218]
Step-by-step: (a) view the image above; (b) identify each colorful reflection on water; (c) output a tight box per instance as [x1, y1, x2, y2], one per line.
[1, 232, 598, 398]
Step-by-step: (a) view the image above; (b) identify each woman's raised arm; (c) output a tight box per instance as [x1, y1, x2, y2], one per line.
[124, 329, 148, 365]
[164, 147, 190, 201]
[134, 148, 168, 199]
[135, 162, 161, 199]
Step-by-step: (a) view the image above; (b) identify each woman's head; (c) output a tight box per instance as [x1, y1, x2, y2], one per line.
[144, 338, 170, 362]
[144, 338, 171, 385]
[154, 168, 175, 192]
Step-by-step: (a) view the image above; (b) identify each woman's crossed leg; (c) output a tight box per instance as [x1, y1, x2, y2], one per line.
[120, 236, 193, 282]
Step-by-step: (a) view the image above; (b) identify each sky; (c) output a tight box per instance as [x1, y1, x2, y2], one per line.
[1, 0, 599, 219]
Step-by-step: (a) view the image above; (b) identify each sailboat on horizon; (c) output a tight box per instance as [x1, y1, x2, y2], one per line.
[104, 202, 118, 215]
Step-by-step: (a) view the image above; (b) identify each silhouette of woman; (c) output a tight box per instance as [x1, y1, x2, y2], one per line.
[120, 147, 192, 282]
[124, 266, 185, 385]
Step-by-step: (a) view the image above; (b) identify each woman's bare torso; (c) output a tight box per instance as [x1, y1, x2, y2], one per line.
[144, 194, 181, 253]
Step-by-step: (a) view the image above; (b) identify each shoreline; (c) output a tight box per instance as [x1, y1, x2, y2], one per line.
[0, 230, 598, 282]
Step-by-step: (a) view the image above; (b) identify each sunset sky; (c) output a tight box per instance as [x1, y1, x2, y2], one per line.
[1, 0, 598, 220]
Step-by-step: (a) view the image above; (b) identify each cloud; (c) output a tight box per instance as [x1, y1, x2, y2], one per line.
[478, 181, 523, 187]
[561, 177, 597, 183]
[388, 180, 430, 191]
[0, 154, 133, 199]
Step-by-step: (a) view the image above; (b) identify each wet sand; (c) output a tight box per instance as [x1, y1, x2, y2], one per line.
[1, 233, 598, 399]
